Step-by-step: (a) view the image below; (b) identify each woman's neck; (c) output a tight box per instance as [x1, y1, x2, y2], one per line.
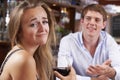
[17, 42, 39, 56]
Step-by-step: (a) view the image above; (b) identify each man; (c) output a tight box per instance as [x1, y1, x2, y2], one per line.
[57, 4, 120, 80]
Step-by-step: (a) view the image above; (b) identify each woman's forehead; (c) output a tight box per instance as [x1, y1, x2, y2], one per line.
[21, 6, 47, 23]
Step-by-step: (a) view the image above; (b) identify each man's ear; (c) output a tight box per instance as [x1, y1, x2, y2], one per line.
[102, 21, 107, 29]
[80, 19, 84, 23]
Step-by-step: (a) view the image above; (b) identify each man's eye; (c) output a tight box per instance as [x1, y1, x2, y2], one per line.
[86, 17, 91, 21]
[96, 19, 101, 22]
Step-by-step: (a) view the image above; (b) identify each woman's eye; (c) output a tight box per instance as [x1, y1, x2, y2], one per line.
[30, 23, 38, 27]
[42, 21, 48, 24]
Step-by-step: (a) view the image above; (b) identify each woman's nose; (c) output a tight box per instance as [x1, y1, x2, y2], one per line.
[38, 22, 44, 31]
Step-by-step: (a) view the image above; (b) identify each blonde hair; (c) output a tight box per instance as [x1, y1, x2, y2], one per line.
[8, 1, 56, 80]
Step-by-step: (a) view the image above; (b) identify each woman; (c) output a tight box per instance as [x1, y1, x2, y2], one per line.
[0, 1, 76, 80]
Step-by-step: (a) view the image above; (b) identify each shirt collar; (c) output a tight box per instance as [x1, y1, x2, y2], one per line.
[79, 31, 84, 45]
[79, 31, 105, 45]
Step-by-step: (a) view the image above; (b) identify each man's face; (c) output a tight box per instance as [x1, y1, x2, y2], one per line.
[81, 10, 106, 37]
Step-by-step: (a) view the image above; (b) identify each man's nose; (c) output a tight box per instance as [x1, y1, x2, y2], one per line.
[89, 19, 96, 26]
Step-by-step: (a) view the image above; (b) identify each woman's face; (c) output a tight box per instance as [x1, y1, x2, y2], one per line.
[20, 6, 49, 46]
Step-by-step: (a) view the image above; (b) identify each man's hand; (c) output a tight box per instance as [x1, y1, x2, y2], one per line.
[86, 59, 116, 79]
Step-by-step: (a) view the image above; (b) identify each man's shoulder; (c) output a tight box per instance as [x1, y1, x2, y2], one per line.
[101, 31, 113, 38]
[101, 31, 117, 44]
[60, 32, 81, 44]
[62, 32, 81, 40]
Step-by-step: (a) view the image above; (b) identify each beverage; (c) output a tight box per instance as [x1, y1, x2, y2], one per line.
[53, 67, 70, 76]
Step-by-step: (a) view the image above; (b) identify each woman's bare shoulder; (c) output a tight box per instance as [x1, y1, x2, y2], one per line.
[3, 50, 36, 79]
[7, 50, 35, 69]
[1, 49, 37, 80]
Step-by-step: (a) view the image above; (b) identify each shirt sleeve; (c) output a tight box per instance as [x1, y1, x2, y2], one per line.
[76, 75, 91, 80]
[57, 36, 91, 80]
[106, 33, 120, 80]
[57, 36, 73, 67]
[56, 75, 91, 80]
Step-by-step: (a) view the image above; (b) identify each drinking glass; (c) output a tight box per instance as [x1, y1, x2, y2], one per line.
[53, 55, 70, 76]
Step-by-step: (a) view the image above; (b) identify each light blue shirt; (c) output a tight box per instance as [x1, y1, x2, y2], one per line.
[57, 31, 120, 80]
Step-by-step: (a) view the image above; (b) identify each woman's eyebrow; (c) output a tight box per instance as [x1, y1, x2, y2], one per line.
[42, 17, 48, 20]
[30, 18, 37, 22]
[29, 17, 48, 23]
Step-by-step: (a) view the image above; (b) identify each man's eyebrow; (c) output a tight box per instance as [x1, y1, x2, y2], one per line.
[85, 16, 91, 17]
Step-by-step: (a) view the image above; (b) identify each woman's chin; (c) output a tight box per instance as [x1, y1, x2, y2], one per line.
[37, 40, 47, 45]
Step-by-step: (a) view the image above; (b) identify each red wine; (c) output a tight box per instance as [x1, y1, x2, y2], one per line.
[53, 67, 70, 76]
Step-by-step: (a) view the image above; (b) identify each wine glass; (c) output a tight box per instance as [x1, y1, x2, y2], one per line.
[53, 55, 70, 76]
